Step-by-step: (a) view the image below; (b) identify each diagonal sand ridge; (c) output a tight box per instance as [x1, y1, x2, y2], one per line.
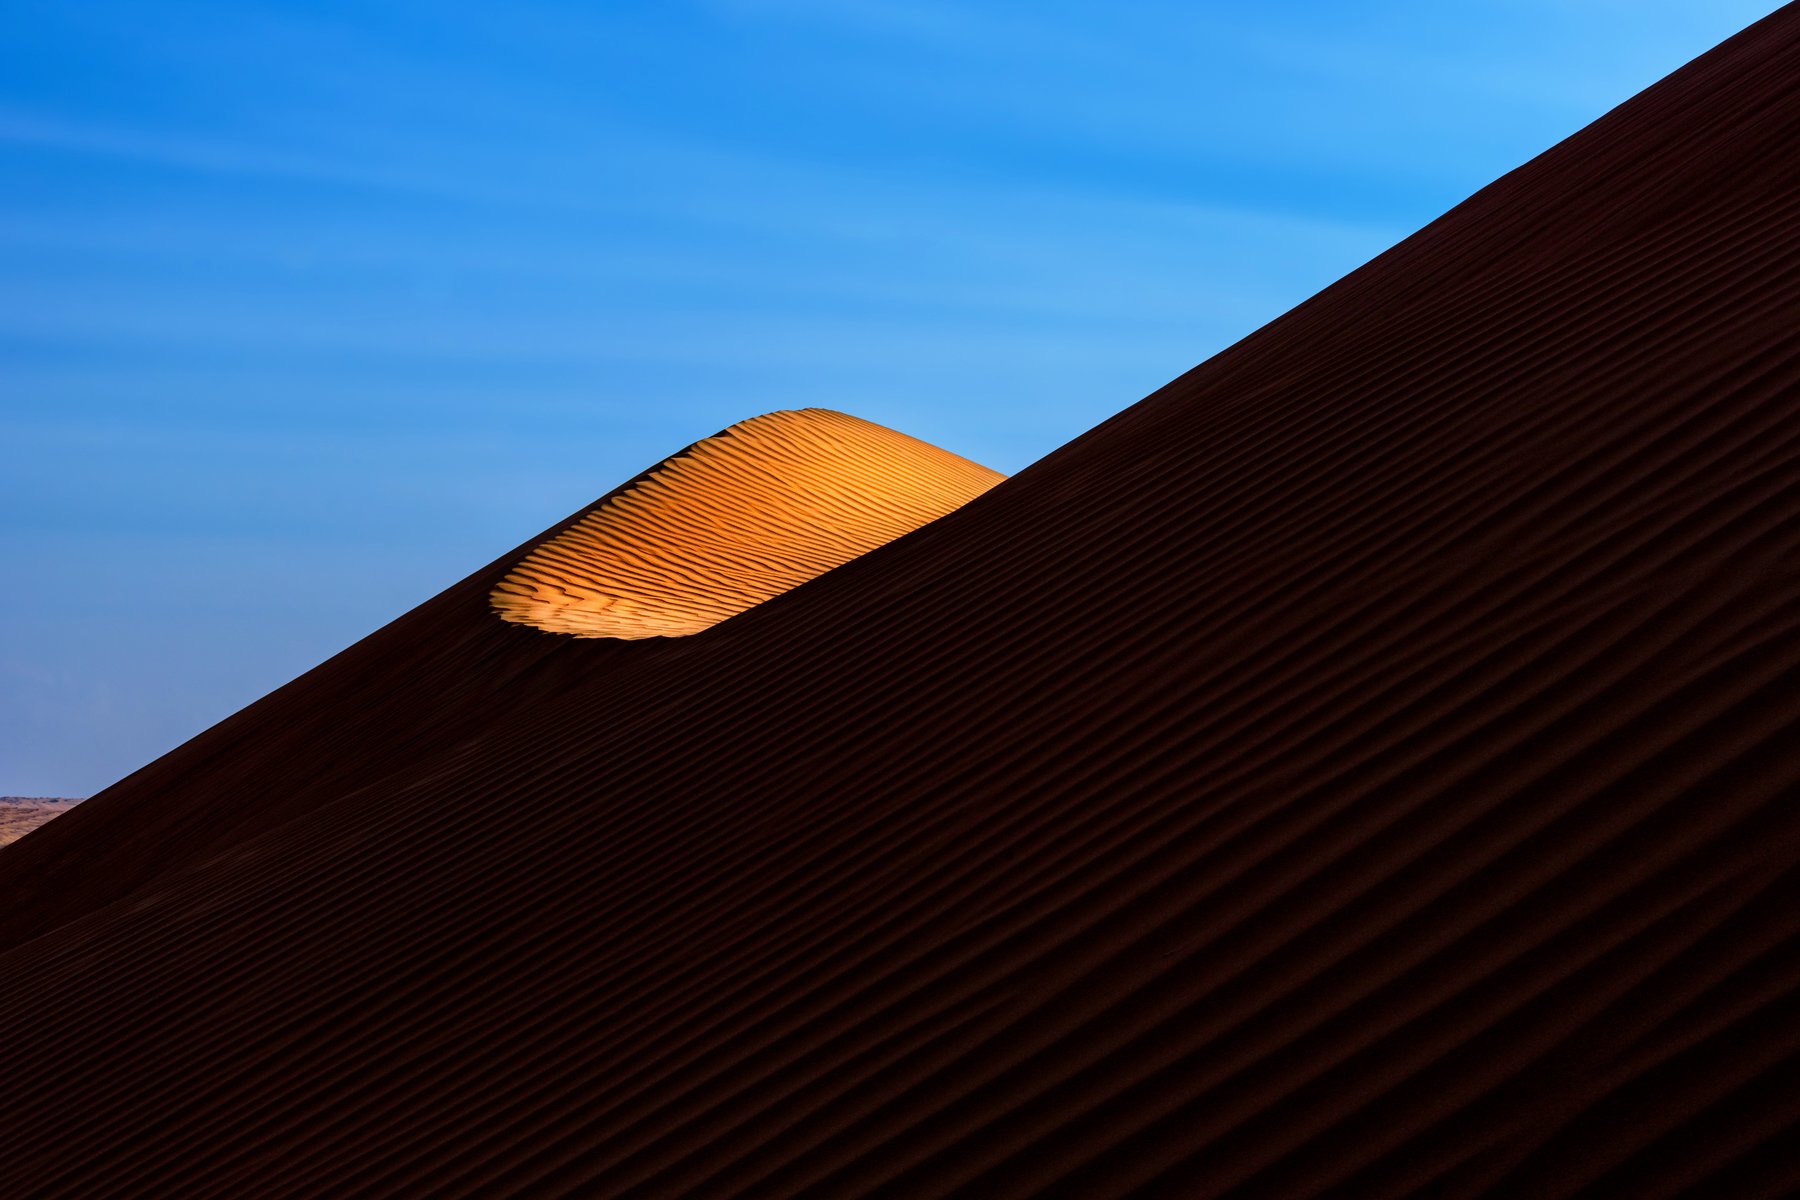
[490, 408, 1005, 638]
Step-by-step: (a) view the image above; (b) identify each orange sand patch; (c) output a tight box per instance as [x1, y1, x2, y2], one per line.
[491, 409, 1004, 639]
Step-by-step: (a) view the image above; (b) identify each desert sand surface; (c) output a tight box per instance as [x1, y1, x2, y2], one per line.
[4, 8, 1800, 1199]
[492, 408, 1004, 638]
[0, 798, 81, 847]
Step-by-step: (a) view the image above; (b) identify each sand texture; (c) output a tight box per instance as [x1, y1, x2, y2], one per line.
[4, 7, 1800, 1197]
[491, 409, 1005, 638]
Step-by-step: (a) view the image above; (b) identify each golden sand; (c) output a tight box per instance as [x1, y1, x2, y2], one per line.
[491, 409, 1004, 638]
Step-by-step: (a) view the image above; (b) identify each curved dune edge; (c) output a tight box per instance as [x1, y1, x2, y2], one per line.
[490, 409, 1005, 638]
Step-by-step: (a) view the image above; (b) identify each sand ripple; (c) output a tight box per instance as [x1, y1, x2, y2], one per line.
[490, 409, 1004, 638]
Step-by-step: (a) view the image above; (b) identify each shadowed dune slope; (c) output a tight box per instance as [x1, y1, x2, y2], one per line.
[491, 409, 1004, 638]
[6, 7, 1800, 1198]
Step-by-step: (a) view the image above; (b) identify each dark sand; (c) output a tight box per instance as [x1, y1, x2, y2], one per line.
[3, 7, 1799, 1197]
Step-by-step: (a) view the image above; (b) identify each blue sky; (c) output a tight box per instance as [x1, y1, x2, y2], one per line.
[1, 0, 1782, 796]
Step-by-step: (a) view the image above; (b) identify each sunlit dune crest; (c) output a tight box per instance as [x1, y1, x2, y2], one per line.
[491, 408, 1005, 638]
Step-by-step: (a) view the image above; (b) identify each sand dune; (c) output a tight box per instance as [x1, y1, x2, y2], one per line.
[491, 409, 1004, 639]
[4, 8, 1800, 1198]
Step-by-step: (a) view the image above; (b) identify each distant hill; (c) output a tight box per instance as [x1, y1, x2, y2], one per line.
[0, 797, 83, 847]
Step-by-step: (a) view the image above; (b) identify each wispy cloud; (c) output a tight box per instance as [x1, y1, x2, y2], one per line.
[0, 109, 415, 187]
